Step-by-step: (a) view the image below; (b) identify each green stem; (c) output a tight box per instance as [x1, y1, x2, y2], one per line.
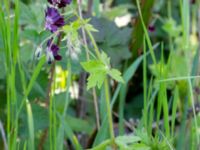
[49, 63, 56, 150]
[136, 0, 157, 65]
[166, 0, 174, 67]
[104, 78, 115, 143]
[77, 1, 100, 129]
[85, 24, 115, 143]
[85, 28, 101, 59]
[26, 100, 35, 150]
[118, 84, 126, 135]
[143, 38, 148, 129]
[49, 86, 54, 150]
[188, 79, 199, 145]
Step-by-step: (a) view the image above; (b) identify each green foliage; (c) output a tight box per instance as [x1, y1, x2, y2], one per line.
[92, 129, 172, 150]
[0, 0, 200, 150]
[115, 134, 141, 149]
[162, 18, 182, 37]
[91, 18, 132, 67]
[81, 52, 124, 90]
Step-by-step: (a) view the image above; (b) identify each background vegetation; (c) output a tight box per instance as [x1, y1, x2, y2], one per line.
[0, 0, 200, 149]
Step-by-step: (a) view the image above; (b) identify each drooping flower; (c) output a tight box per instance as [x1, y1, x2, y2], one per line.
[35, 46, 42, 58]
[45, 7, 65, 32]
[46, 38, 62, 64]
[48, 0, 72, 8]
[148, 25, 155, 32]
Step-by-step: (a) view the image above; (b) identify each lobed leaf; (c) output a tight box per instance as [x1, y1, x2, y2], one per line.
[108, 69, 124, 83]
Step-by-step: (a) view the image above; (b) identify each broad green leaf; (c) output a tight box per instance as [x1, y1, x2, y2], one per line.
[72, 19, 82, 30]
[81, 53, 123, 89]
[162, 18, 182, 37]
[81, 60, 106, 73]
[90, 139, 111, 150]
[87, 71, 107, 90]
[82, 18, 98, 32]
[85, 23, 99, 32]
[100, 51, 110, 66]
[108, 69, 124, 83]
[115, 134, 141, 149]
[130, 143, 151, 150]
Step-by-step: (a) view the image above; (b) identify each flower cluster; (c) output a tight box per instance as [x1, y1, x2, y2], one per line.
[43, 0, 72, 64]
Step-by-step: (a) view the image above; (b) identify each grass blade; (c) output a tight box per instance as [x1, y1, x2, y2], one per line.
[26, 100, 35, 150]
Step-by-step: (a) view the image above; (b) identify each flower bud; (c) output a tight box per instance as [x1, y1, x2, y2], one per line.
[46, 50, 54, 64]
[35, 46, 42, 58]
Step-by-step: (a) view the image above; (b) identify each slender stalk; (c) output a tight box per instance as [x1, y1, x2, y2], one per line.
[136, 0, 157, 65]
[92, 88, 101, 130]
[26, 100, 35, 150]
[104, 78, 115, 143]
[118, 84, 126, 135]
[77, 0, 89, 60]
[48, 63, 57, 150]
[162, 84, 170, 137]
[85, 28, 101, 59]
[48, 64, 56, 150]
[166, 0, 174, 67]
[77, 0, 100, 129]
[52, 76, 57, 150]
[49, 85, 53, 150]
[84, 22, 115, 143]
[143, 38, 148, 129]
[188, 79, 199, 144]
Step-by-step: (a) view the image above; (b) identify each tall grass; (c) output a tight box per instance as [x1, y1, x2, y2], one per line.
[0, 0, 18, 149]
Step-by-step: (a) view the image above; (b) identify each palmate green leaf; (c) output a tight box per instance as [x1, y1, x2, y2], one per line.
[63, 18, 98, 36]
[81, 60, 107, 90]
[83, 18, 99, 32]
[108, 69, 124, 83]
[85, 23, 99, 32]
[162, 18, 182, 38]
[100, 51, 110, 66]
[115, 134, 141, 149]
[87, 71, 107, 90]
[81, 52, 124, 90]
[81, 60, 106, 73]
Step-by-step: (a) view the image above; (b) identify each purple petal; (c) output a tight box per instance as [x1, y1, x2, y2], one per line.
[46, 38, 62, 61]
[148, 25, 155, 32]
[45, 7, 65, 32]
[54, 55, 62, 60]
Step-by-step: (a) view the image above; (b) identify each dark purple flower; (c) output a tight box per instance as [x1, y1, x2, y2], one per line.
[148, 25, 155, 32]
[45, 7, 65, 32]
[48, 0, 72, 8]
[46, 38, 62, 63]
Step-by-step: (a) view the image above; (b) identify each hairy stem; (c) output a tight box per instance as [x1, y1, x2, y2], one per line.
[77, 0, 100, 130]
